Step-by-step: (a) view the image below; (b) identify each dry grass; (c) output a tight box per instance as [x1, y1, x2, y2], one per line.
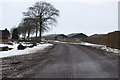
[84, 31, 120, 49]
[57, 38, 81, 43]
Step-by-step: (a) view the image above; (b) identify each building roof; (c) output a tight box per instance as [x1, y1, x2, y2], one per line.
[0, 29, 10, 35]
[88, 34, 106, 38]
[44, 34, 66, 38]
[67, 33, 88, 38]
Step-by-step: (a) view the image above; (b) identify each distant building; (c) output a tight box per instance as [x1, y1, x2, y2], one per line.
[0, 28, 10, 43]
[67, 33, 88, 39]
[88, 34, 106, 38]
[55, 34, 68, 40]
[43, 34, 67, 40]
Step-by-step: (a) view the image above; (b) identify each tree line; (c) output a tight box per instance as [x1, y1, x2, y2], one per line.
[11, 1, 59, 41]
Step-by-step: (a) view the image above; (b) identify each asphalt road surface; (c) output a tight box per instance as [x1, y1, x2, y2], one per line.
[2, 42, 118, 78]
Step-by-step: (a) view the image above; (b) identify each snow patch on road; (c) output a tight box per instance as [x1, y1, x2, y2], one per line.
[49, 40, 120, 54]
[0, 43, 53, 58]
[54, 40, 68, 43]
[80, 42, 120, 54]
[53, 40, 120, 54]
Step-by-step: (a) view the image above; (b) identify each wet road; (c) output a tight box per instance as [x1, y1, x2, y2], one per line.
[2, 42, 118, 78]
[31, 42, 118, 78]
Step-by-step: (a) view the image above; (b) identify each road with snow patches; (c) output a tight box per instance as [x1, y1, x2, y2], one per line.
[2, 41, 118, 79]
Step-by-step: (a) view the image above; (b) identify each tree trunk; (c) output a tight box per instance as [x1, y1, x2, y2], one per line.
[39, 15, 43, 42]
[36, 27, 38, 38]
[27, 31, 30, 40]
[39, 22, 42, 42]
[23, 34, 26, 40]
[35, 22, 38, 38]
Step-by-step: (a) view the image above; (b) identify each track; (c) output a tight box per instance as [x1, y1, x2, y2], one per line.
[2, 42, 118, 78]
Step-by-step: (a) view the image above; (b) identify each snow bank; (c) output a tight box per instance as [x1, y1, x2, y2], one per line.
[80, 42, 120, 54]
[0, 43, 18, 49]
[50, 40, 120, 54]
[54, 40, 68, 43]
[0, 43, 53, 58]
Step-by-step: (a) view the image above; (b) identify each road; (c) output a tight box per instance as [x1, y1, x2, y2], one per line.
[2, 42, 118, 78]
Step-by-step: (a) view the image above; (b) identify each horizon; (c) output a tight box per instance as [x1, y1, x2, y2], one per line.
[0, 0, 118, 36]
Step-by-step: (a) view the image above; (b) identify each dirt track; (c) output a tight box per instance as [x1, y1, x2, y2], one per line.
[2, 42, 118, 78]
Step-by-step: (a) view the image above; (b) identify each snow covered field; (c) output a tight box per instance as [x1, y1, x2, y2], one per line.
[0, 43, 53, 58]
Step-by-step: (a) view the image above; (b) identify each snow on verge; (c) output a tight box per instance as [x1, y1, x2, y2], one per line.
[0, 43, 53, 58]
[80, 42, 120, 54]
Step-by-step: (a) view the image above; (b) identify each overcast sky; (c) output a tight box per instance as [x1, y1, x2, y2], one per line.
[0, 0, 119, 36]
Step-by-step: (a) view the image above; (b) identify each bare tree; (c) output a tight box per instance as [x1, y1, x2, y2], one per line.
[18, 23, 27, 39]
[23, 18, 35, 39]
[18, 18, 35, 39]
[23, 1, 59, 41]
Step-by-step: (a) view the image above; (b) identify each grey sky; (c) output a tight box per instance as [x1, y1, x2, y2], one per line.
[0, 0, 118, 36]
